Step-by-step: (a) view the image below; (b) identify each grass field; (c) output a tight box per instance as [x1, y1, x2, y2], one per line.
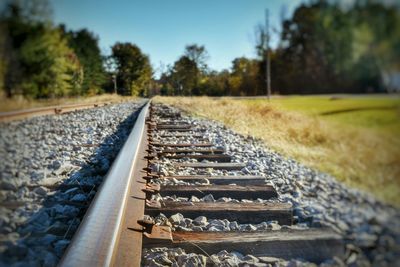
[156, 95, 400, 206]
[0, 94, 138, 113]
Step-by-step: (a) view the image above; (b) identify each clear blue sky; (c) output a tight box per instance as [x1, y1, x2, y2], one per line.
[50, 0, 305, 76]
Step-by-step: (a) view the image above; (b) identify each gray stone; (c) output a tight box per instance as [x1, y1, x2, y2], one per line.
[28, 210, 50, 226]
[189, 196, 200, 202]
[267, 222, 281, 231]
[191, 226, 203, 231]
[5, 244, 28, 258]
[202, 194, 215, 202]
[33, 186, 48, 196]
[43, 251, 58, 267]
[70, 193, 87, 202]
[243, 254, 260, 263]
[156, 254, 173, 265]
[50, 160, 62, 171]
[243, 224, 257, 231]
[229, 221, 239, 231]
[169, 213, 184, 225]
[45, 221, 68, 235]
[0, 181, 17, 191]
[208, 219, 225, 227]
[53, 239, 70, 257]
[356, 233, 378, 248]
[64, 187, 79, 195]
[193, 216, 207, 226]
[207, 225, 225, 231]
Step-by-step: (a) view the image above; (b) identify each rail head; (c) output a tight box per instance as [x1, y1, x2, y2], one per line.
[59, 100, 150, 267]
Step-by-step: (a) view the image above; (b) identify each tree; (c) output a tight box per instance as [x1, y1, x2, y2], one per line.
[230, 57, 260, 96]
[63, 28, 106, 95]
[111, 42, 152, 96]
[170, 56, 197, 95]
[183, 44, 209, 94]
[19, 25, 82, 97]
[160, 44, 209, 96]
[0, 0, 82, 98]
[199, 70, 230, 96]
[184, 44, 209, 72]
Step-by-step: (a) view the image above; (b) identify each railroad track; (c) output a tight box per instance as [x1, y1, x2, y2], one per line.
[59, 100, 344, 266]
[0, 102, 115, 122]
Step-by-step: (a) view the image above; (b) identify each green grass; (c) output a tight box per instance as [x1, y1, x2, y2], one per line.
[246, 95, 400, 133]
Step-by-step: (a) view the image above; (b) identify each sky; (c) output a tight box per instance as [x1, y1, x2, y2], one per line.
[50, 0, 305, 76]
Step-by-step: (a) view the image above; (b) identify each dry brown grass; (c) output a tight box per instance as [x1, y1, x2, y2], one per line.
[0, 93, 139, 112]
[156, 96, 400, 206]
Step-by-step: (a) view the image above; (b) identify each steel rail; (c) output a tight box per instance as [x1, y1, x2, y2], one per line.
[59, 100, 150, 267]
[0, 102, 113, 122]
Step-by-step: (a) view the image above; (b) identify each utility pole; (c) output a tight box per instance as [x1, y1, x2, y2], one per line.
[112, 74, 117, 94]
[265, 8, 271, 101]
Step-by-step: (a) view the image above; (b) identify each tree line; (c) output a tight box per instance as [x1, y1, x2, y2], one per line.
[1, 0, 399, 99]
[0, 0, 152, 99]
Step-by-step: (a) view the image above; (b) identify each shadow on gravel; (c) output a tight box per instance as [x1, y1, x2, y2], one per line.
[2, 104, 144, 266]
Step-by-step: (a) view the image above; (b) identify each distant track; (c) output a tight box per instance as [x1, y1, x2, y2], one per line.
[59, 100, 344, 266]
[0, 102, 115, 122]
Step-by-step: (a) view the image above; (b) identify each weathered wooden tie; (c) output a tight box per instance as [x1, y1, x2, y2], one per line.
[175, 162, 246, 170]
[162, 154, 232, 162]
[156, 124, 191, 130]
[163, 175, 268, 185]
[143, 229, 344, 264]
[159, 133, 204, 138]
[159, 184, 277, 199]
[158, 148, 225, 155]
[146, 201, 292, 225]
[151, 142, 213, 147]
[156, 113, 180, 118]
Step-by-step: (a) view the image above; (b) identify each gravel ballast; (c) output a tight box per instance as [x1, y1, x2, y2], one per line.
[143, 104, 400, 267]
[0, 101, 144, 266]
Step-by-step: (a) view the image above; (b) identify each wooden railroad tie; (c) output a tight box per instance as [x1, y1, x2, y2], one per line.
[143, 228, 344, 264]
[145, 201, 292, 225]
[162, 154, 232, 162]
[158, 133, 204, 138]
[150, 142, 213, 147]
[175, 162, 246, 170]
[155, 124, 192, 130]
[154, 128, 193, 132]
[159, 184, 277, 199]
[158, 148, 225, 155]
[162, 175, 268, 185]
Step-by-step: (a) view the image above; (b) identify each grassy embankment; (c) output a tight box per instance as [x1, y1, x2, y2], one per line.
[156, 95, 400, 206]
[0, 94, 138, 113]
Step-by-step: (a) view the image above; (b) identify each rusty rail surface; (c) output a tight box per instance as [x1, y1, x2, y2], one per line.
[0, 102, 114, 122]
[59, 100, 150, 267]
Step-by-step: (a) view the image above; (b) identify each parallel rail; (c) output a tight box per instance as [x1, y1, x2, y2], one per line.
[0, 102, 114, 122]
[60, 100, 344, 266]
